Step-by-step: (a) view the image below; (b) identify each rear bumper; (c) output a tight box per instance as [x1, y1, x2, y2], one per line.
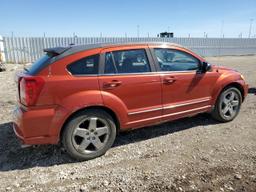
[12, 105, 60, 145]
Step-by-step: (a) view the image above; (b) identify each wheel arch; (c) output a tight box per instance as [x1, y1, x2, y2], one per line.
[211, 81, 244, 122]
[222, 82, 245, 101]
[59, 105, 120, 143]
[212, 81, 245, 106]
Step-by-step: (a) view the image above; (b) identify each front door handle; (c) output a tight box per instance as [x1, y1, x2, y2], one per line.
[163, 77, 176, 84]
[103, 80, 122, 89]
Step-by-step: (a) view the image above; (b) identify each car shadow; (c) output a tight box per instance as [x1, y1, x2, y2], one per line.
[248, 87, 256, 94]
[0, 114, 219, 172]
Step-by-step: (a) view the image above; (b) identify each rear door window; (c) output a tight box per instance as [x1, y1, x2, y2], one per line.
[67, 54, 99, 75]
[104, 49, 151, 74]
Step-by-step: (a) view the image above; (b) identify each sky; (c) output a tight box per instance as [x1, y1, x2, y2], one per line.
[0, 0, 256, 38]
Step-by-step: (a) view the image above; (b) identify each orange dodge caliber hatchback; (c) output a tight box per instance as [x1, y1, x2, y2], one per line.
[13, 42, 248, 160]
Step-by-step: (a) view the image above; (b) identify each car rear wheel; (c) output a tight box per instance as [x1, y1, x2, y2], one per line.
[62, 109, 116, 161]
[211, 87, 242, 122]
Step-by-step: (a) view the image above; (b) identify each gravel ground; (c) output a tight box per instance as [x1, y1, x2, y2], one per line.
[0, 55, 255, 192]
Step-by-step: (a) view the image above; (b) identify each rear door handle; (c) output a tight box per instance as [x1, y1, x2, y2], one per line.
[163, 77, 176, 84]
[103, 80, 122, 89]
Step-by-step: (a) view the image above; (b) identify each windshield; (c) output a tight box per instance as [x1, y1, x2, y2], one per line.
[27, 54, 52, 75]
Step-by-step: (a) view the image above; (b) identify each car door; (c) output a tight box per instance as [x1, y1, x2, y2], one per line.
[150, 47, 219, 121]
[98, 46, 162, 129]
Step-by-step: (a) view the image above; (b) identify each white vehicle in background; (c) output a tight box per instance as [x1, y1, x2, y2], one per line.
[0, 35, 6, 71]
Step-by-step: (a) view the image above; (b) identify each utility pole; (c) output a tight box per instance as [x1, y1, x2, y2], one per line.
[218, 20, 224, 64]
[137, 25, 140, 38]
[249, 19, 254, 38]
[220, 20, 224, 38]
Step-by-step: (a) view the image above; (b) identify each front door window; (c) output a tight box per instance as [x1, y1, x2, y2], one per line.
[154, 48, 200, 72]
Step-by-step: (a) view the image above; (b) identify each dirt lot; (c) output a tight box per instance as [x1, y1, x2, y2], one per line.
[0, 55, 255, 192]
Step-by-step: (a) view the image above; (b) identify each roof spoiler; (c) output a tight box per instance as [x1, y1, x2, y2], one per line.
[43, 46, 71, 56]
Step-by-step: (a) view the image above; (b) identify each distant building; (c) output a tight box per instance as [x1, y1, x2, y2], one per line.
[158, 32, 174, 38]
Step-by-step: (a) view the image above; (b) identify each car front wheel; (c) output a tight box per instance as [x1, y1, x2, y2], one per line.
[211, 87, 242, 122]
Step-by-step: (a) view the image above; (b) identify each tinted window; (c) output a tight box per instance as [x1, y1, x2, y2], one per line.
[154, 49, 199, 71]
[67, 54, 99, 75]
[104, 52, 117, 74]
[104, 49, 151, 74]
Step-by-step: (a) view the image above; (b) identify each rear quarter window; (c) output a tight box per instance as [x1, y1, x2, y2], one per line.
[27, 54, 52, 75]
[67, 54, 99, 75]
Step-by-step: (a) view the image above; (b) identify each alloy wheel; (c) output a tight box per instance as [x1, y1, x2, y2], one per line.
[220, 90, 240, 120]
[71, 117, 110, 154]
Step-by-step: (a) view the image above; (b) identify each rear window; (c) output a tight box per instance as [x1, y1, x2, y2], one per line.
[67, 54, 99, 75]
[27, 54, 52, 75]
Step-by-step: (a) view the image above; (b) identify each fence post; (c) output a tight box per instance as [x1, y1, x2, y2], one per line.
[0, 35, 6, 63]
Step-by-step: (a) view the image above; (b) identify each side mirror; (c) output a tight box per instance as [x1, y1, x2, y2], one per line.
[201, 61, 211, 73]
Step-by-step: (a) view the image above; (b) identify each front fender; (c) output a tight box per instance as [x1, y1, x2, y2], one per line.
[211, 72, 245, 105]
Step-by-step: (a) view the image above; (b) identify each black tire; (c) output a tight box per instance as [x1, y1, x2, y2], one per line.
[62, 109, 116, 161]
[0, 63, 6, 72]
[211, 87, 242, 122]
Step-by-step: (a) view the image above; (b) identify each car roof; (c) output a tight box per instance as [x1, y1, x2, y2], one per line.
[47, 42, 188, 61]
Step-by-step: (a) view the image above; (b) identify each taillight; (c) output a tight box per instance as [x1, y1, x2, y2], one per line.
[19, 77, 44, 106]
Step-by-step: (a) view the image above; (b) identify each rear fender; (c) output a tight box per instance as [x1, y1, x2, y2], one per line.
[100, 91, 129, 128]
[51, 90, 103, 136]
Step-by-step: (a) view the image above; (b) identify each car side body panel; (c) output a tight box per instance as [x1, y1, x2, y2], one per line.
[12, 42, 249, 145]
